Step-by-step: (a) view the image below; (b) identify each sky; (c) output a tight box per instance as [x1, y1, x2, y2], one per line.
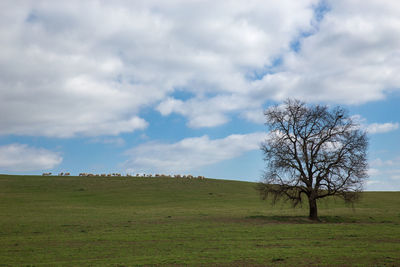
[0, 0, 399, 191]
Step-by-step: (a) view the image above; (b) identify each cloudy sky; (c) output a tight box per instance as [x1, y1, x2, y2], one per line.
[1, 0, 399, 190]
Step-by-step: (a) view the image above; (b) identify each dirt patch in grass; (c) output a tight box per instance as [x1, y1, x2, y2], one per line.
[207, 215, 320, 225]
[214, 259, 266, 267]
[243, 215, 369, 224]
[245, 215, 318, 224]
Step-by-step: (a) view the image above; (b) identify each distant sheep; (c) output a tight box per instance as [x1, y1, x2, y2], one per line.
[75, 171, 206, 181]
[42, 172, 52, 176]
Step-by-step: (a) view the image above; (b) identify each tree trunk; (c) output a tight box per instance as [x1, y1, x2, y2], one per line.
[308, 197, 319, 221]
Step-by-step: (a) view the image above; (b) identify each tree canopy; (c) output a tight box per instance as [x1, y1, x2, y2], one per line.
[257, 99, 368, 220]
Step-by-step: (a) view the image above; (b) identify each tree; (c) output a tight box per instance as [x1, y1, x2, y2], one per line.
[257, 99, 368, 221]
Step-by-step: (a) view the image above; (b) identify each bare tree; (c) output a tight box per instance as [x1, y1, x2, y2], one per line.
[257, 99, 368, 221]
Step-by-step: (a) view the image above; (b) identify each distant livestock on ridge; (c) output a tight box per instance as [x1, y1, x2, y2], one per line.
[42, 172, 206, 180]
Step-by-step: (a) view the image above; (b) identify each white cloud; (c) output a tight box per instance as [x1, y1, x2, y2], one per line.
[366, 180, 380, 186]
[391, 175, 400, 180]
[1, 0, 400, 135]
[370, 157, 400, 168]
[367, 157, 400, 190]
[255, 0, 400, 104]
[156, 0, 400, 125]
[89, 137, 126, 147]
[240, 109, 266, 124]
[0, 0, 318, 136]
[0, 144, 62, 171]
[123, 132, 266, 173]
[157, 95, 255, 127]
[367, 168, 380, 177]
[365, 178, 400, 191]
[351, 115, 398, 135]
[366, 122, 399, 134]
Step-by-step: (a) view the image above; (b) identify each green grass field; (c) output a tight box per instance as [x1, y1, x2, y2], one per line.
[0, 175, 399, 266]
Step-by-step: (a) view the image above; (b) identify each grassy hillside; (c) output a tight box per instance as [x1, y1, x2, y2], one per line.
[0, 174, 399, 266]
